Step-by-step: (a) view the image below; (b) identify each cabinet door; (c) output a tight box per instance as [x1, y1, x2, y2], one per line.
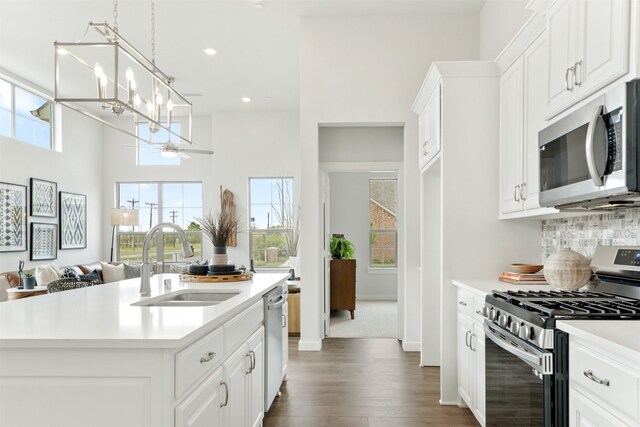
[247, 327, 265, 427]
[522, 33, 547, 211]
[546, 0, 579, 114]
[458, 314, 474, 407]
[282, 300, 289, 380]
[577, 0, 629, 97]
[221, 345, 250, 427]
[424, 82, 441, 165]
[418, 108, 429, 170]
[472, 325, 486, 427]
[500, 56, 524, 214]
[570, 388, 628, 427]
[175, 367, 223, 427]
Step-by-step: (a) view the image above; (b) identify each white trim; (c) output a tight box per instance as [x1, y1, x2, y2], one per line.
[356, 295, 397, 301]
[366, 268, 397, 275]
[297, 339, 322, 351]
[320, 161, 402, 172]
[402, 340, 420, 352]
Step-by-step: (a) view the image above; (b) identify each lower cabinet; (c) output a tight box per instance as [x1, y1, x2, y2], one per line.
[457, 288, 486, 427]
[175, 367, 224, 427]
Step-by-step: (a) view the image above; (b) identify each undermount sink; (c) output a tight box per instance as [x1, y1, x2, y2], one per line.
[132, 290, 241, 307]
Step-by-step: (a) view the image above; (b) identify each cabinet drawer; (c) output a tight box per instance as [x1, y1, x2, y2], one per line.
[224, 300, 263, 354]
[175, 327, 224, 399]
[473, 295, 486, 324]
[457, 291, 473, 318]
[570, 340, 640, 422]
[570, 388, 629, 427]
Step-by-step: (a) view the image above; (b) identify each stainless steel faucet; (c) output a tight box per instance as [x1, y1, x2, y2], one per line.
[140, 223, 194, 297]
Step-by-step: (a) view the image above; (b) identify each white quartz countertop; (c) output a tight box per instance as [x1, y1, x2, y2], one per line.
[0, 273, 286, 349]
[452, 278, 552, 295]
[557, 320, 640, 362]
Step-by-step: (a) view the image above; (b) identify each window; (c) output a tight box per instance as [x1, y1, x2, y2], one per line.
[116, 182, 202, 263]
[249, 177, 294, 268]
[369, 178, 397, 268]
[137, 122, 181, 165]
[0, 77, 53, 149]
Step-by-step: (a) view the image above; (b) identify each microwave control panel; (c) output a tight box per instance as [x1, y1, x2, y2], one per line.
[604, 107, 623, 175]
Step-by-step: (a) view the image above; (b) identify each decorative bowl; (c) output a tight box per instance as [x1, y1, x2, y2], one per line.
[510, 264, 544, 274]
[208, 264, 236, 273]
[543, 249, 592, 291]
[187, 264, 209, 276]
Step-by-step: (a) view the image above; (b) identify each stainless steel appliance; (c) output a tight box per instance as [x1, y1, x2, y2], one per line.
[538, 79, 640, 209]
[264, 286, 286, 411]
[483, 246, 640, 426]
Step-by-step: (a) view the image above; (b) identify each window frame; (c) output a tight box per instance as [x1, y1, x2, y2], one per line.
[0, 75, 55, 150]
[368, 177, 398, 269]
[248, 176, 295, 271]
[115, 181, 203, 264]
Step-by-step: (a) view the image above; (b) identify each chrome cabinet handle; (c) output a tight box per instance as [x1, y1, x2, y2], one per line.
[220, 381, 229, 407]
[565, 66, 575, 91]
[520, 182, 527, 201]
[423, 141, 428, 156]
[249, 350, 256, 371]
[583, 370, 610, 386]
[514, 184, 521, 202]
[200, 351, 216, 364]
[458, 301, 467, 306]
[245, 353, 253, 374]
[465, 330, 471, 348]
[573, 60, 583, 86]
[282, 314, 287, 328]
[470, 333, 476, 352]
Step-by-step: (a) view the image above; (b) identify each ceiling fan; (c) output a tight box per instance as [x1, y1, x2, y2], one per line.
[125, 142, 214, 159]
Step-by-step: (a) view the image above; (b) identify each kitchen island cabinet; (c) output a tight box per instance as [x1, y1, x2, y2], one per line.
[0, 273, 286, 427]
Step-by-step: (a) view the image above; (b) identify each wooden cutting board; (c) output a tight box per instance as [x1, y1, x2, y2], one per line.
[179, 273, 253, 283]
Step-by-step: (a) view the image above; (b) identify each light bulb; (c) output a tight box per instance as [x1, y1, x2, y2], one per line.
[161, 150, 178, 158]
[166, 99, 174, 111]
[125, 67, 134, 82]
[130, 80, 137, 90]
[99, 74, 108, 88]
[94, 63, 103, 78]
[146, 100, 154, 114]
[155, 93, 163, 105]
[133, 94, 141, 108]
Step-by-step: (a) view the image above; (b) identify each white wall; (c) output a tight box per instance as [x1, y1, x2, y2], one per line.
[0, 108, 103, 273]
[319, 127, 403, 162]
[479, 0, 532, 60]
[100, 112, 300, 267]
[329, 171, 397, 300]
[299, 14, 479, 351]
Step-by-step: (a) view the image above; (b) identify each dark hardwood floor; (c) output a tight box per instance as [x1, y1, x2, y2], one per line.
[264, 338, 479, 427]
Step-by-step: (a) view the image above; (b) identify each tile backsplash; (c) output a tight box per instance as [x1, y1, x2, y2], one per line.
[542, 208, 640, 261]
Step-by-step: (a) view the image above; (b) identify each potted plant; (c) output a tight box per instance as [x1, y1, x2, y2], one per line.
[330, 234, 355, 259]
[23, 273, 36, 290]
[196, 189, 241, 265]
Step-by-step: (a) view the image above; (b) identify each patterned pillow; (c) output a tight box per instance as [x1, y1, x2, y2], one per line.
[61, 267, 79, 279]
[79, 270, 101, 281]
[123, 263, 142, 279]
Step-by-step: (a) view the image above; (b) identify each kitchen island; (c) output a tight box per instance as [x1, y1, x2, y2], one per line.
[0, 273, 287, 427]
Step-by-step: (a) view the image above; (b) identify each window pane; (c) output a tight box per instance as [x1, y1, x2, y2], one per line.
[162, 183, 183, 207]
[370, 230, 397, 267]
[0, 108, 12, 137]
[369, 179, 397, 267]
[251, 231, 289, 268]
[0, 79, 11, 110]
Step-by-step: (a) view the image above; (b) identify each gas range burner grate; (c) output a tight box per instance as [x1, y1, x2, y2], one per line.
[493, 290, 611, 302]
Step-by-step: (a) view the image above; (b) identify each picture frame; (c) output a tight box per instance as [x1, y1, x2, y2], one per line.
[30, 222, 57, 261]
[59, 191, 87, 250]
[30, 178, 57, 217]
[0, 182, 27, 253]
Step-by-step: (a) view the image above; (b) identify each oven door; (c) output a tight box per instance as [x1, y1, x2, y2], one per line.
[484, 321, 553, 427]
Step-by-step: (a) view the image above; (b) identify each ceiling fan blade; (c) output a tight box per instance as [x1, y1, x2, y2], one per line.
[181, 148, 214, 155]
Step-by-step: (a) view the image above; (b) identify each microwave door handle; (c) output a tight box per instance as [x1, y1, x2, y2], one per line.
[585, 105, 605, 187]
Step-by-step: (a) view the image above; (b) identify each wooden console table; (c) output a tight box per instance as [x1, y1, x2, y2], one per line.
[330, 259, 356, 319]
[7, 286, 48, 301]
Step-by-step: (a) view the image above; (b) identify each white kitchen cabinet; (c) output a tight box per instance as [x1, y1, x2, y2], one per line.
[417, 82, 441, 171]
[570, 389, 629, 427]
[545, 0, 630, 118]
[222, 343, 251, 427]
[282, 299, 289, 381]
[175, 367, 224, 427]
[247, 327, 265, 427]
[500, 32, 558, 218]
[457, 288, 486, 427]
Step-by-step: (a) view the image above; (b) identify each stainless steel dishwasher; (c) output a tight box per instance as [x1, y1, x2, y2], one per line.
[264, 286, 285, 411]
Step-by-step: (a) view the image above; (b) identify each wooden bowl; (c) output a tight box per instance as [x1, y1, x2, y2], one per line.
[510, 264, 544, 274]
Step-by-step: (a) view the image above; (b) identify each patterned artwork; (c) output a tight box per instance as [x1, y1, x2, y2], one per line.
[30, 222, 57, 260]
[59, 192, 86, 250]
[0, 182, 27, 252]
[30, 178, 57, 217]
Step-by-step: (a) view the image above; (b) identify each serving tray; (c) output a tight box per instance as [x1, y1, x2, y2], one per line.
[179, 273, 253, 283]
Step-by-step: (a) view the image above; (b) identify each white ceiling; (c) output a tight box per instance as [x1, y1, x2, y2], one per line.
[0, 0, 485, 114]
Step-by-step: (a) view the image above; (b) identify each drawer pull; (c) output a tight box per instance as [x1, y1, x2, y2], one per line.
[475, 310, 482, 315]
[200, 352, 216, 364]
[458, 301, 467, 306]
[584, 370, 610, 387]
[220, 381, 229, 407]
[249, 350, 256, 371]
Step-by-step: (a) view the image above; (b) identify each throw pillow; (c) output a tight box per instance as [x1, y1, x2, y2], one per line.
[100, 262, 125, 283]
[34, 264, 62, 286]
[123, 263, 141, 279]
[61, 267, 79, 279]
[79, 270, 101, 281]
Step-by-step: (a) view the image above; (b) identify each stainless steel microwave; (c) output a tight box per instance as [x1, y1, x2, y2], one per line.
[538, 79, 640, 209]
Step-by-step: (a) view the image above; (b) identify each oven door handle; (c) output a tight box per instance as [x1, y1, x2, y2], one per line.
[484, 320, 553, 375]
[585, 104, 606, 187]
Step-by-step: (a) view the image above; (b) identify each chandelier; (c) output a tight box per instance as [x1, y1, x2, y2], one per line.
[54, 0, 192, 145]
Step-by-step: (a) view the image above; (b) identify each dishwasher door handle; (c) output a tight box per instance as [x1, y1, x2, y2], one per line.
[268, 296, 286, 309]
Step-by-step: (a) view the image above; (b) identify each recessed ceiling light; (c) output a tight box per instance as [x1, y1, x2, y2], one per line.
[203, 48, 217, 56]
[254, 2, 264, 9]
[242, 97, 252, 103]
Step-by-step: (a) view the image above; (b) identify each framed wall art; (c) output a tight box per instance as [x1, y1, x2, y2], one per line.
[30, 178, 57, 217]
[30, 222, 57, 260]
[59, 191, 87, 250]
[0, 182, 27, 253]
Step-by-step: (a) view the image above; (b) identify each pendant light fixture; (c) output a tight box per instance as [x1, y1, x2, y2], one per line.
[54, 0, 193, 145]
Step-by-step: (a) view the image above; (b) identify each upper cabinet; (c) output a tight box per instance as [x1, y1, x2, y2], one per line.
[545, 0, 630, 118]
[417, 82, 442, 171]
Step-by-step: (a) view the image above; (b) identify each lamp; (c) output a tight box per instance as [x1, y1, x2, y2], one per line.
[54, 0, 193, 146]
[111, 208, 139, 262]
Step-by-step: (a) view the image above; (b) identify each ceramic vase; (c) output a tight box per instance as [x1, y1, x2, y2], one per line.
[544, 249, 592, 291]
[212, 246, 228, 265]
[23, 276, 35, 290]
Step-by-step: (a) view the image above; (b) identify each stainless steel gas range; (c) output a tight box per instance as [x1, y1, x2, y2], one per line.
[483, 246, 640, 427]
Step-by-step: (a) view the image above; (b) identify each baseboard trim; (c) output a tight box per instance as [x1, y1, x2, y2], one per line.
[356, 295, 398, 301]
[439, 399, 460, 406]
[402, 340, 420, 352]
[298, 340, 322, 351]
